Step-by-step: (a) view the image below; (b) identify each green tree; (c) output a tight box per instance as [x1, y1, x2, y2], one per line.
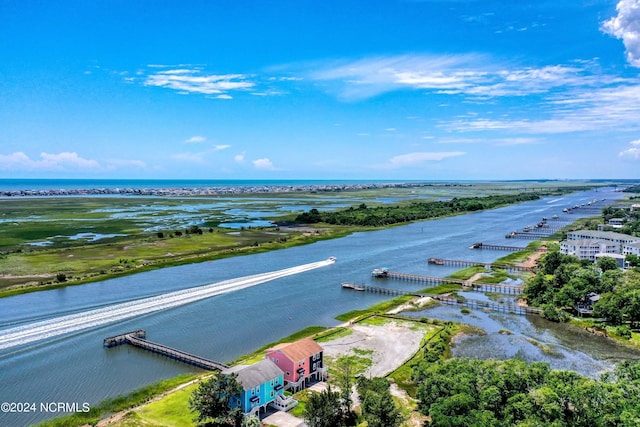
[303, 386, 348, 427]
[626, 254, 640, 267]
[597, 256, 619, 272]
[189, 373, 243, 426]
[357, 377, 403, 427]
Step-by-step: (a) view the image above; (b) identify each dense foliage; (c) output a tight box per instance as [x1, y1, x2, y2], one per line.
[601, 207, 640, 237]
[524, 250, 640, 327]
[189, 373, 243, 426]
[412, 358, 640, 426]
[356, 377, 403, 427]
[303, 386, 352, 427]
[295, 193, 541, 226]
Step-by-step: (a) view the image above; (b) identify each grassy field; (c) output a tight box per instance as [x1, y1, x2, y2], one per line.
[0, 182, 600, 297]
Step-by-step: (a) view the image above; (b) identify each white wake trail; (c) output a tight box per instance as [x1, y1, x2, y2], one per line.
[0, 258, 334, 350]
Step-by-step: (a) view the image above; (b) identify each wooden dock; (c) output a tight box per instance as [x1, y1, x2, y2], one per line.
[104, 330, 228, 371]
[371, 269, 522, 294]
[344, 285, 538, 315]
[372, 270, 466, 286]
[506, 231, 552, 239]
[469, 242, 547, 252]
[427, 258, 533, 272]
[103, 329, 146, 347]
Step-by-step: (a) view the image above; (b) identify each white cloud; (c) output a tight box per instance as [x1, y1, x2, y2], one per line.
[619, 139, 640, 159]
[309, 55, 600, 101]
[0, 151, 145, 172]
[184, 135, 206, 143]
[602, 0, 640, 67]
[215, 94, 233, 100]
[252, 158, 278, 170]
[619, 147, 640, 159]
[214, 145, 231, 151]
[234, 152, 246, 163]
[382, 151, 466, 169]
[443, 80, 640, 134]
[144, 68, 254, 95]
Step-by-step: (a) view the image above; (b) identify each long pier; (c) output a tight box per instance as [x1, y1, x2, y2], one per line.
[469, 242, 547, 252]
[506, 231, 552, 239]
[427, 258, 533, 272]
[345, 285, 538, 315]
[104, 330, 228, 371]
[372, 269, 466, 286]
[372, 269, 522, 294]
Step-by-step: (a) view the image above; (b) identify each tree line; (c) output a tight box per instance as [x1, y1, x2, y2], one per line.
[412, 357, 640, 426]
[524, 249, 640, 332]
[295, 193, 542, 227]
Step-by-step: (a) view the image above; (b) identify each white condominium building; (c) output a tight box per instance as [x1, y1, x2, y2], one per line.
[561, 230, 639, 261]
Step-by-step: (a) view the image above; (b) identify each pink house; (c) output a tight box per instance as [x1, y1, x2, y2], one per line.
[266, 337, 326, 391]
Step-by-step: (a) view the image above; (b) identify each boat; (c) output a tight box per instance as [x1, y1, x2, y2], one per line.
[428, 258, 445, 265]
[328, 256, 337, 262]
[371, 268, 389, 277]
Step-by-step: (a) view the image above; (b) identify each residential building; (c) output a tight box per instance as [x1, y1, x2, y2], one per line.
[565, 230, 638, 253]
[222, 358, 295, 415]
[561, 239, 619, 261]
[266, 337, 327, 392]
[623, 241, 640, 257]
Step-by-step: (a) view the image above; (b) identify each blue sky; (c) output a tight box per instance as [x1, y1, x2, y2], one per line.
[1, 0, 640, 180]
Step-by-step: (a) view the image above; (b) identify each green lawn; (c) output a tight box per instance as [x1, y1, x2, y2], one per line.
[136, 384, 198, 427]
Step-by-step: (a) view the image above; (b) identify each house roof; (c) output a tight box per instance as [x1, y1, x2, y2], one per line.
[567, 230, 638, 242]
[268, 337, 323, 362]
[222, 358, 283, 390]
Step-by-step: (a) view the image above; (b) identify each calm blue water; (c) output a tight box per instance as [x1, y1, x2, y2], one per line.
[0, 188, 632, 426]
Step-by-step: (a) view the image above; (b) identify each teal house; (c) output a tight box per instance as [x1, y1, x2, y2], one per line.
[223, 358, 297, 415]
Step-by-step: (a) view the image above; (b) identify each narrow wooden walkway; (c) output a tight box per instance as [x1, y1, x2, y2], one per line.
[345, 285, 538, 315]
[506, 231, 552, 239]
[372, 270, 466, 286]
[469, 242, 547, 252]
[372, 269, 523, 294]
[427, 258, 533, 272]
[104, 330, 228, 371]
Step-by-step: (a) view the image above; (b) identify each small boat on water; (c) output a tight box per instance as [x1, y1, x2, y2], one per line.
[328, 256, 337, 262]
[342, 282, 364, 291]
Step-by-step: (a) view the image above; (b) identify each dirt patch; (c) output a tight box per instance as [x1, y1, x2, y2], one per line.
[321, 320, 428, 377]
[517, 245, 546, 268]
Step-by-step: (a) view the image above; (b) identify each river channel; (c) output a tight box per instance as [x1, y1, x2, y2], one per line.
[1, 188, 638, 426]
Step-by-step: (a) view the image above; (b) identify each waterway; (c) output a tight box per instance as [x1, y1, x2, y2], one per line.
[0, 188, 636, 426]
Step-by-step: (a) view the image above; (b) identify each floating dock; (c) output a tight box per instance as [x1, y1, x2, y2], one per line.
[104, 330, 228, 371]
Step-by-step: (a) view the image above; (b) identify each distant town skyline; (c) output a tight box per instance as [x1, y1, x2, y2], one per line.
[1, 0, 640, 180]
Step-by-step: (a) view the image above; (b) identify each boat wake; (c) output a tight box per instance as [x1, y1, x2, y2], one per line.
[0, 258, 335, 351]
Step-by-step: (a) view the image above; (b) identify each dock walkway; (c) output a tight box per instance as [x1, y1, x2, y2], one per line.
[372, 269, 522, 294]
[470, 242, 547, 252]
[104, 330, 228, 371]
[427, 258, 533, 272]
[346, 285, 538, 315]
